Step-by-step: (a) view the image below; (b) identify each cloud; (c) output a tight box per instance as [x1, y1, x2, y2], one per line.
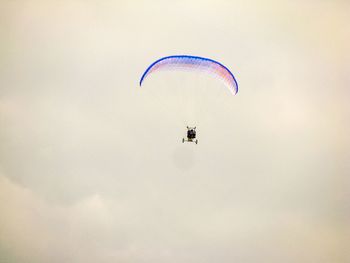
[0, 0, 349, 262]
[1, 173, 349, 263]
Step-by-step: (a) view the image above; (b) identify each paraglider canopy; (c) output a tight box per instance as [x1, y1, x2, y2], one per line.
[139, 55, 238, 94]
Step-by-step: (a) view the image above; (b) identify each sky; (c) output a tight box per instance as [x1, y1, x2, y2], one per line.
[0, 0, 349, 262]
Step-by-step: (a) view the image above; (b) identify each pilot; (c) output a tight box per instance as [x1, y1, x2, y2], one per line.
[187, 129, 196, 139]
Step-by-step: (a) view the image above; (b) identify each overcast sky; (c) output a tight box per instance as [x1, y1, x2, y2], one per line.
[0, 0, 349, 262]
